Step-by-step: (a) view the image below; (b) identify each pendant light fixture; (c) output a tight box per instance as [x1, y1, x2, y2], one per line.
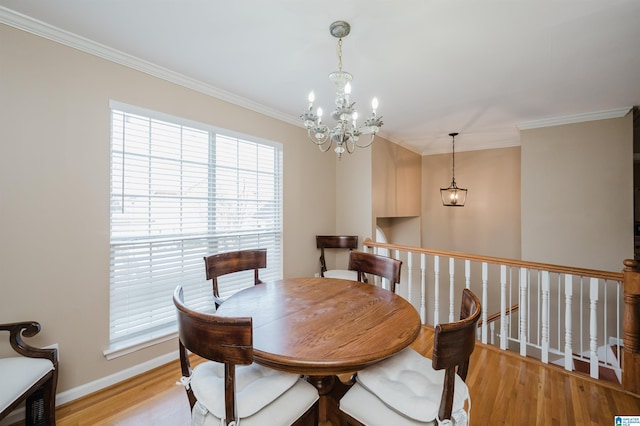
[440, 132, 467, 206]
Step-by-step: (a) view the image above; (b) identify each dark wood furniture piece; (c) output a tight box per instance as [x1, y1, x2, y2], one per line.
[433, 288, 481, 421]
[316, 235, 358, 278]
[348, 250, 403, 292]
[173, 286, 318, 426]
[216, 276, 421, 424]
[0, 322, 58, 426]
[339, 288, 482, 425]
[203, 249, 267, 307]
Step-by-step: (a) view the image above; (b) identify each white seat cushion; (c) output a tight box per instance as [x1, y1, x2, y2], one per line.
[190, 361, 317, 423]
[193, 379, 318, 426]
[342, 347, 468, 423]
[324, 269, 358, 281]
[340, 382, 435, 426]
[0, 357, 54, 413]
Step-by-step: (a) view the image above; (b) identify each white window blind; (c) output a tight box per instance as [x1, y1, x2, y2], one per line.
[109, 104, 282, 348]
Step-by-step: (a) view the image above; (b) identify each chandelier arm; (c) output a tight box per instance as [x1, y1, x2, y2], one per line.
[353, 133, 375, 149]
[318, 142, 333, 153]
[307, 129, 330, 146]
[345, 140, 356, 154]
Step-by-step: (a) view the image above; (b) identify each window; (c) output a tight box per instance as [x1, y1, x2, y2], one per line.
[107, 102, 282, 355]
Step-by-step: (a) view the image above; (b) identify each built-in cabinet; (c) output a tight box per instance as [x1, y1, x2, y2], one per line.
[371, 139, 422, 247]
[371, 139, 422, 218]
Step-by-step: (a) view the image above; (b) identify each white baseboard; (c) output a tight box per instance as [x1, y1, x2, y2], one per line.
[0, 351, 179, 426]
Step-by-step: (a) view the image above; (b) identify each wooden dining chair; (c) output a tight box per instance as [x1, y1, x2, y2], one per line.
[0, 322, 58, 426]
[340, 288, 482, 426]
[316, 235, 358, 280]
[173, 286, 318, 426]
[348, 250, 402, 292]
[203, 249, 266, 308]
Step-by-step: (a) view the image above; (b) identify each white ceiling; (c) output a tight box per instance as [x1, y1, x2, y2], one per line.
[1, 1, 639, 154]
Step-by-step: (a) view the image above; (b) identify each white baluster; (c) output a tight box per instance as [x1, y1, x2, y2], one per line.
[590, 277, 599, 379]
[520, 268, 528, 357]
[420, 253, 426, 323]
[500, 265, 507, 350]
[449, 258, 455, 323]
[564, 274, 573, 371]
[541, 271, 550, 364]
[434, 255, 440, 326]
[482, 262, 488, 344]
[465, 260, 471, 289]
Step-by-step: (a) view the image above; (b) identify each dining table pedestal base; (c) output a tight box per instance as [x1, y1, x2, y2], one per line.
[307, 375, 353, 425]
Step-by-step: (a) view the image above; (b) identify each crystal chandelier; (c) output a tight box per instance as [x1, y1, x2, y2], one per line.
[440, 132, 468, 206]
[300, 21, 383, 159]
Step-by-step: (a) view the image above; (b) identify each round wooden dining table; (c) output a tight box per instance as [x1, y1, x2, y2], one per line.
[216, 276, 421, 424]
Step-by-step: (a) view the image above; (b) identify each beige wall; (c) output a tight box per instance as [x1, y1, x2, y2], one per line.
[0, 24, 336, 393]
[521, 115, 634, 271]
[422, 146, 522, 259]
[335, 147, 373, 241]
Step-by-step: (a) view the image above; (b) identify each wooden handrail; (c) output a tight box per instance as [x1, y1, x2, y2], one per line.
[363, 238, 623, 281]
[478, 304, 519, 328]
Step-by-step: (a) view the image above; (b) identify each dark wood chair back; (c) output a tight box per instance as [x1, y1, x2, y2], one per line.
[0, 322, 58, 425]
[316, 235, 358, 277]
[173, 286, 253, 424]
[432, 288, 482, 421]
[203, 249, 267, 306]
[348, 251, 402, 292]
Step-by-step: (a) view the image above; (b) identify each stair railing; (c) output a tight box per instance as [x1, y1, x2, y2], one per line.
[362, 238, 639, 393]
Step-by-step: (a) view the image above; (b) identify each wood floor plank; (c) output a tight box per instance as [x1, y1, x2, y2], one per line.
[47, 326, 640, 425]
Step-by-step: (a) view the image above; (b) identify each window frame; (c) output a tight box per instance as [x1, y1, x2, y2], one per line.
[105, 101, 283, 359]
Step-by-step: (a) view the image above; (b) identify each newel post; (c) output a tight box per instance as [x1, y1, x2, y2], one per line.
[623, 259, 640, 394]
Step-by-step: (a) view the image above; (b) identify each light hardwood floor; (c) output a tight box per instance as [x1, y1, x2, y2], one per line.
[47, 326, 640, 425]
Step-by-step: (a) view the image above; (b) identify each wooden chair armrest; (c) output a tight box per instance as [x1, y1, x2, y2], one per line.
[0, 321, 58, 364]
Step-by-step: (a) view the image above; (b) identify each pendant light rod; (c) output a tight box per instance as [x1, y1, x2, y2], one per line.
[450, 132, 458, 183]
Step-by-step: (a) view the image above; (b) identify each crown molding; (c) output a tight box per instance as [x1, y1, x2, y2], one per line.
[517, 107, 632, 130]
[0, 6, 301, 128]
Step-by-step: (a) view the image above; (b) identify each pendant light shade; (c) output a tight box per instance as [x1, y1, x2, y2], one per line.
[440, 132, 467, 206]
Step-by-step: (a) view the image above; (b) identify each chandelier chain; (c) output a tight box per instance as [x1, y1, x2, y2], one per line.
[337, 38, 343, 72]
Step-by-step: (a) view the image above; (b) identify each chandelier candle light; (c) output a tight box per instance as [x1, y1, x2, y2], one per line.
[301, 21, 383, 159]
[440, 132, 468, 206]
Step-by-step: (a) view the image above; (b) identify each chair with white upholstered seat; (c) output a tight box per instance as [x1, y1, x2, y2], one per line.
[203, 249, 267, 308]
[340, 288, 481, 426]
[0, 321, 58, 426]
[316, 235, 359, 280]
[173, 286, 319, 426]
